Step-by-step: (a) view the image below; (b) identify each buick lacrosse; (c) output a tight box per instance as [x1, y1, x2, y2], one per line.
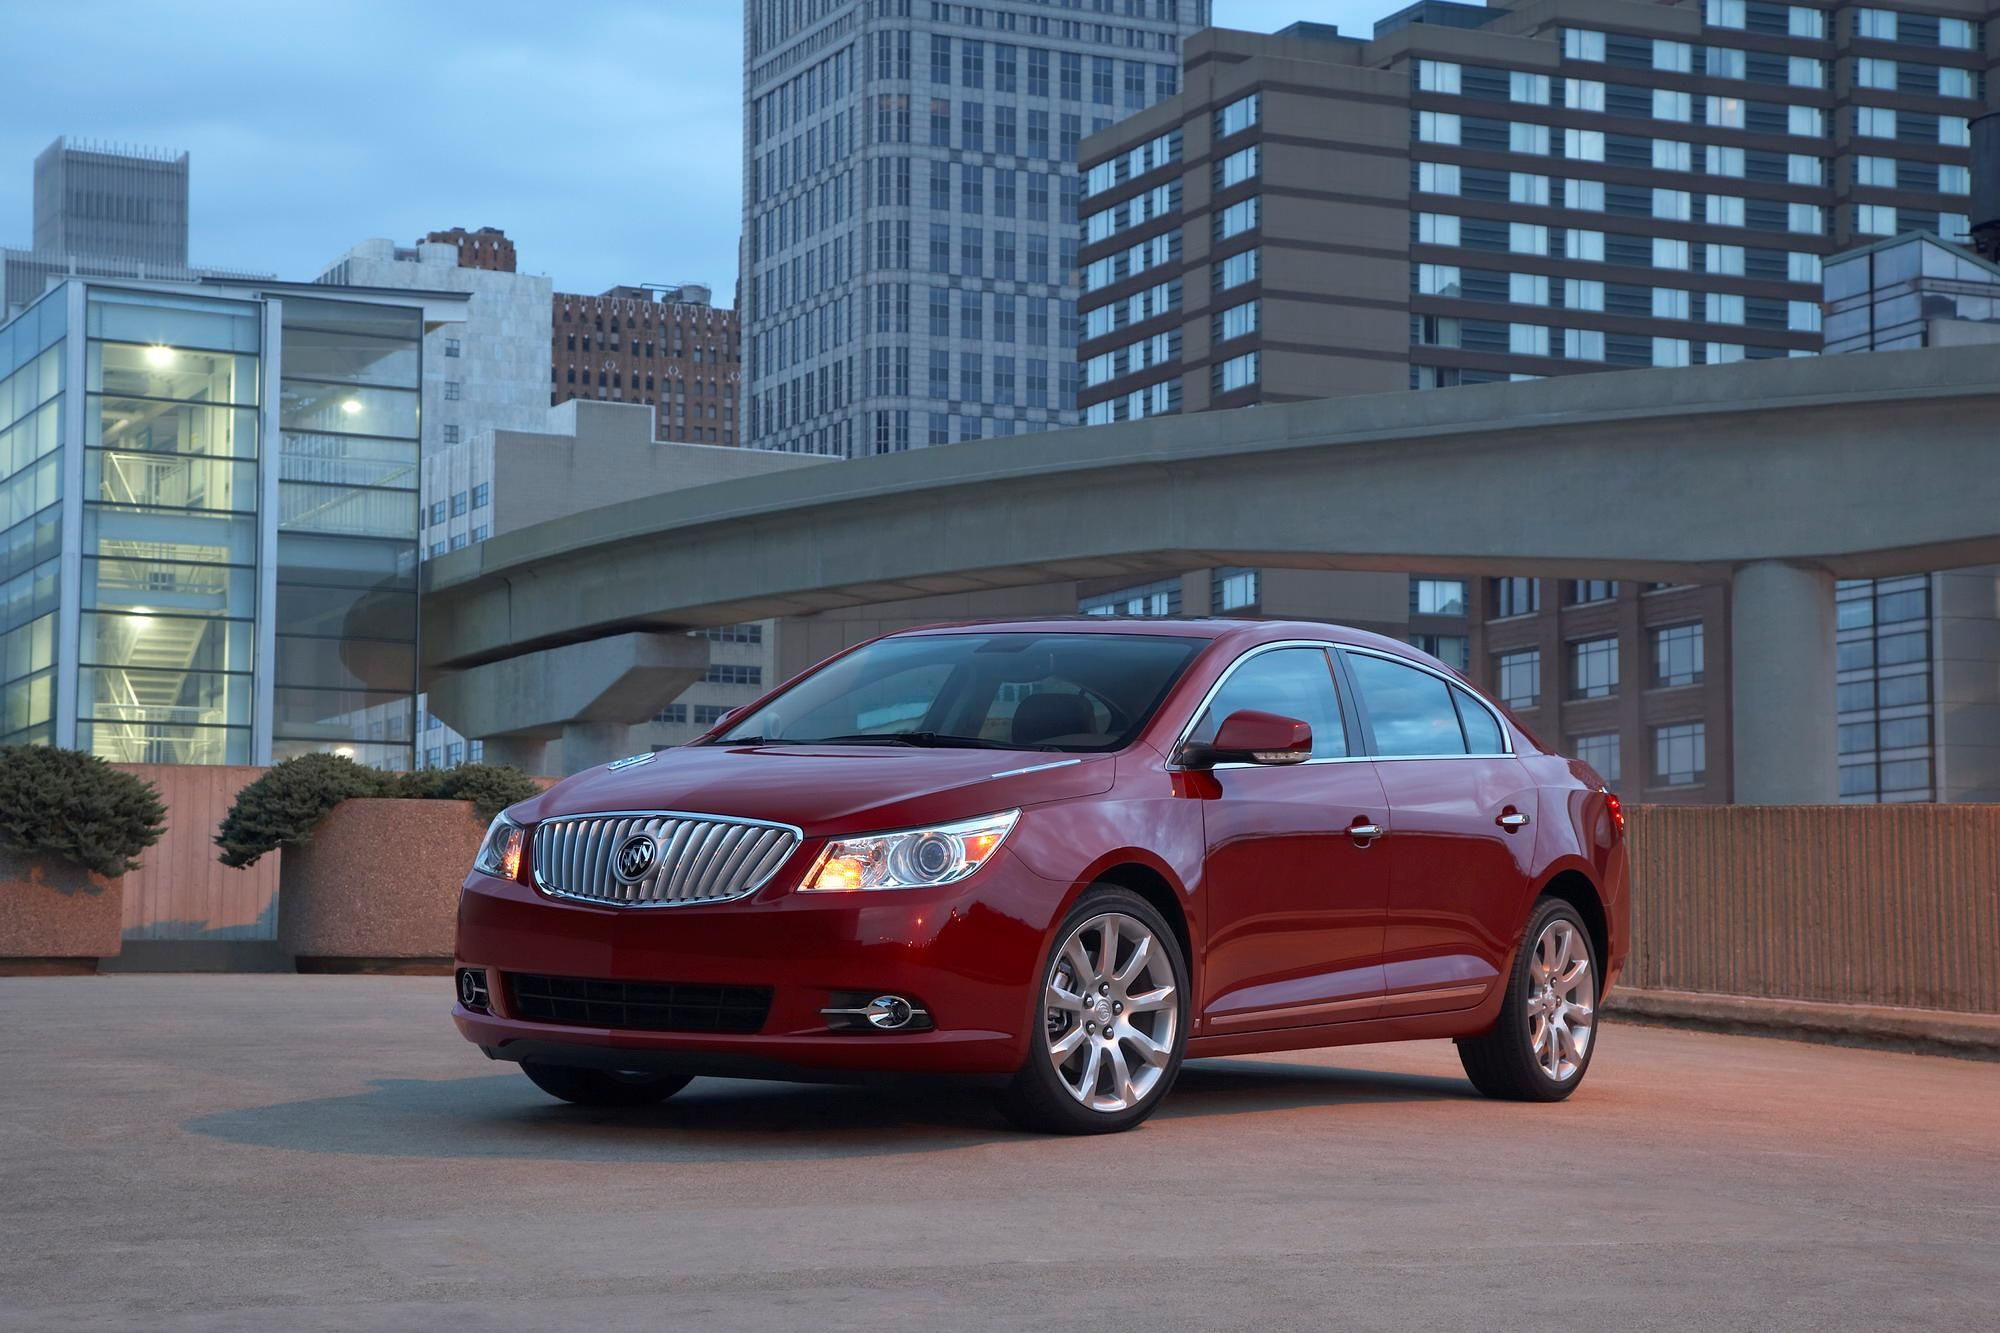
[453, 619, 1627, 1133]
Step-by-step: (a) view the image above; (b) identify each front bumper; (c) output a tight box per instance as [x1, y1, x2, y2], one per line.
[452, 846, 1063, 1078]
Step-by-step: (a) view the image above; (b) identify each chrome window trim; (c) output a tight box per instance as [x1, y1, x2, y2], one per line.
[1167, 638, 1516, 769]
[1340, 643, 1516, 759]
[531, 809, 806, 909]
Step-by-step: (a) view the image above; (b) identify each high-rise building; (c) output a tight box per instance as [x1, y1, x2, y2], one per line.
[1821, 230, 2000, 801]
[1072, 1, 1997, 804]
[0, 276, 464, 767]
[317, 229, 554, 562]
[551, 284, 739, 446]
[4, 138, 261, 321]
[740, 0, 1211, 457]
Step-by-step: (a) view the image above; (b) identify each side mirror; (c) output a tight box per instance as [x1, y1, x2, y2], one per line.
[1179, 709, 1313, 769]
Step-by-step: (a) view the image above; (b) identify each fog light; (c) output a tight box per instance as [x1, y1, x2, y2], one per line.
[456, 967, 490, 1012]
[820, 991, 932, 1032]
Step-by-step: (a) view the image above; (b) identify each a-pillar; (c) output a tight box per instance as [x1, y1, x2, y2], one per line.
[1730, 560, 1838, 804]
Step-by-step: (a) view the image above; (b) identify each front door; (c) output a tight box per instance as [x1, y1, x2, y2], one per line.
[1340, 649, 1541, 1018]
[1193, 645, 1392, 1035]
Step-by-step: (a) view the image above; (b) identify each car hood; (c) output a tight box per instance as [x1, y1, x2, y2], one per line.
[516, 744, 1117, 838]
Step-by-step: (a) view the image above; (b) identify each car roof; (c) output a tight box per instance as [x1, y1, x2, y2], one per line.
[884, 617, 1448, 664]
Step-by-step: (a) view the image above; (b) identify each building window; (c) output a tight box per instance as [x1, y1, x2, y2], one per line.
[471, 482, 489, 509]
[1855, 8, 1896, 41]
[1707, 0, 1745, 27]
[1856, 204, 1897, 236]
[443, 338, 461, 358]
[441, 424, 460, 444]
[1409, 634, 1469, 670]
[1419, 111, 1461, 145]
[1419, 60, 1461, 94]
[1653, 723, 1706, 787]
[1418, 161, 1461, 196]
[1510, 71, 1551, 104]
[1081, 578, 1182, 618]
[1496, 649, 1541, 709]
[1492, 577, 1539, 619]
[1563, 28, 1605, 61]
[1217, 93, 1259, 137]
[1940, 17, 1975, 48]
[1215, 351, 1258, 393]
[1411, 578, 1466, 616]
[443, 380, 461, 401]
[1570, 637, 1618, 700]
[1418, 264, 1461, 297]
[1568, 580, 1618, 605]
[1573, 732, 1620, 784]
[1653, 623, 1704, 687]
[703, 663, 764, 687]
[450, 491, 468, 517]
[1213, 567, 1259, 612]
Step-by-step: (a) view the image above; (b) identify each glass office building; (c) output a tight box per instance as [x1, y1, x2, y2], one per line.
[0, 277, 462, 768]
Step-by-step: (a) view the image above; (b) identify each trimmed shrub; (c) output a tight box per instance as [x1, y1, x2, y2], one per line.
[218, 755, 540, 868]
[0, 745, 167, 878]
[216, 754, 393, 869]
[395, 763, 542, 822]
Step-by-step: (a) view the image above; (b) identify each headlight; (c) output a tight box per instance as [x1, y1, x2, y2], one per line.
[473, 814, 526, 881]
[801, 810, 1019, 892]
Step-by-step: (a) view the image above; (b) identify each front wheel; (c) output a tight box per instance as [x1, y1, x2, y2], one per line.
[520, 1062, 692, 1107]
[999, 887, 1189, 1135]
[1456, 897, 1599, 1102]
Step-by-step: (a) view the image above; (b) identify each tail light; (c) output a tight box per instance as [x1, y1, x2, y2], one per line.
[1602, 788, 1625, 836]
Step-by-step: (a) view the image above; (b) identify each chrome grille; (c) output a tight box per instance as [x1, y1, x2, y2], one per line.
[532, 811, 801, 908]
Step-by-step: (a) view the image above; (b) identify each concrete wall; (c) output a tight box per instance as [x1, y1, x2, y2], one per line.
[1625, 804, 2000, 1014]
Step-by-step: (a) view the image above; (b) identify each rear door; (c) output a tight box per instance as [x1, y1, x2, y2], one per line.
[1338, 648, 1540, 1019]
[1192, 644, 1392, 1035]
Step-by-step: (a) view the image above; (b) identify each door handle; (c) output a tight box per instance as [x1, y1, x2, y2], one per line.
[1496, 811, 1531, 831]
[1347, 821, 1386, 845]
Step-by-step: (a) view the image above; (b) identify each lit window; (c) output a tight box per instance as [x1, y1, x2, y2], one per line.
[1418, 60, 1462, 93]
[1509, 323, 1550, 356]
[1419, 111, 1461, 145]
[1510, 71, 1551, 104]
[1564, 278, 1605, 311]
[1705, 96, 1744, 129]
[1564, 29, 1605, 61]
[1418, 161, 1461, 195]
[1565, 229, 1605, 262]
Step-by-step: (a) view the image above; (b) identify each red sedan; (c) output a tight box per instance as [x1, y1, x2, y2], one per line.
[453, 619, 1627, 1134]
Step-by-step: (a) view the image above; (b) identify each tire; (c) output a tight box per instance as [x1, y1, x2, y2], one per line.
[1457, 896, 1600, 1103]
[520, 1062, 692, 1108]
[999, 886, 1190, 1135]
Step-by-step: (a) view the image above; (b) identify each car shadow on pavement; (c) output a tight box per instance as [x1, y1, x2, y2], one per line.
[183, 1058, 1472, 1162]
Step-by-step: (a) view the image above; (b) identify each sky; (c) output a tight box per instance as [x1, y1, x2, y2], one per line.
[0, 1, 1458, 301]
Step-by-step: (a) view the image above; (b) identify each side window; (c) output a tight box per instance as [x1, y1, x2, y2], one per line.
[1190, 647, 1348, 758]
[1453, 685, 1506, 754]
[1345, 652, 1468, 757]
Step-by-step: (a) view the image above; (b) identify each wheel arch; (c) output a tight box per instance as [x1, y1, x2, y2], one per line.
[1534, 862, 1609, 982]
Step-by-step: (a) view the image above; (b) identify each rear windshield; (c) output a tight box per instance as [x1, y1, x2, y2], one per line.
[714, 632, 1205, 752]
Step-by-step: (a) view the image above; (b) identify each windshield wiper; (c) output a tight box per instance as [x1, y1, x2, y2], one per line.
[707, 735, 800, 746]
[807, 731, 1028, 750]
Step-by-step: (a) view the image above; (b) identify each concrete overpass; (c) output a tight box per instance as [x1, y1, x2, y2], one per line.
[419, 343, 2000, 798]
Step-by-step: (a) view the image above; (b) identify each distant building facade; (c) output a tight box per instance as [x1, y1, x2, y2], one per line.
[0, 276, 464, 767]
[739, 0, 1212, 456]
[551, 284, 739, 446]
[318, 230, 553, 562]
[5, 137, 262, 321]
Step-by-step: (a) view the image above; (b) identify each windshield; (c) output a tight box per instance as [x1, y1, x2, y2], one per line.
[714, 632, 1205, 753]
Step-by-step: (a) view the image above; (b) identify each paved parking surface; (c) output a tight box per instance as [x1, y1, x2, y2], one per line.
[3, 976, 1997, 1331]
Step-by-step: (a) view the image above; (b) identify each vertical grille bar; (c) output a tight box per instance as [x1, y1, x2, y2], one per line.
[531, 812, 800, 907]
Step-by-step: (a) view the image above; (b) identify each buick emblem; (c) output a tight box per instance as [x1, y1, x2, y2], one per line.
[612, 833, 659, 883]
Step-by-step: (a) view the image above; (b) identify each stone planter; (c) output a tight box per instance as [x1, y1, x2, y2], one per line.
[0, 850, 124, 975]
[278, 798, 484, 974]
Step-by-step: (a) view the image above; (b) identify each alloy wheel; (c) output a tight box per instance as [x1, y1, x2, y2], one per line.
[1042, 911, 1179, 1112]
[1525, 918, 1595, 1081]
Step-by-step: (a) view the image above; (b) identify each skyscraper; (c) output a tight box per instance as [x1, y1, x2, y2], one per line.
[5, 138, 262, 321]
[740, 0, 1211, 457]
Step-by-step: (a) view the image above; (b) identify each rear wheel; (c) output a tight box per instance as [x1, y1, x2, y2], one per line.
[1457, 897, 1599, 1102]
[520, 1062, 692, 1107]
[999, 887, 1189, 1135]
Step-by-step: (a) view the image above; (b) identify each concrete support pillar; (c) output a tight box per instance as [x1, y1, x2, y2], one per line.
[1731, 560, 1838, 804]
[560, 723, 638, 774]
[478, 735, 548, 774]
